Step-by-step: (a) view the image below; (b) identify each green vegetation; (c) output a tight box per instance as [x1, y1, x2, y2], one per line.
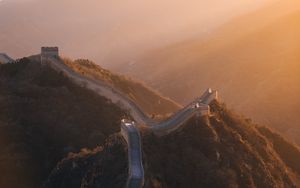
[0, 58, 129, 188]
[63, 58, 180, 118]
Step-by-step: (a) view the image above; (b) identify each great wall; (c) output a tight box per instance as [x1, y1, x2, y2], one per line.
[0, 53, 14, 64]
[39, 47, 218, 188]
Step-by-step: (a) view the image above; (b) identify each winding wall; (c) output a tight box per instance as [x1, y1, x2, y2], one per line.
[42, 54, 218, 188]
[121, 120, 144, 188]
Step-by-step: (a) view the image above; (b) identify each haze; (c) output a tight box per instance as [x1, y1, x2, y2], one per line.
[0, 0, 273, 63]
[111, 0, 300, 144]
[3, 0, 300, 143]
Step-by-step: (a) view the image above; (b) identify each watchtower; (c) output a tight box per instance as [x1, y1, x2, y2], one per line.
[41, 47, 59, 65]
[41, 47, 59, 58]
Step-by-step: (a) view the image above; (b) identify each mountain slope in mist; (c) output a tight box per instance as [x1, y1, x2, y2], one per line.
[114, 1, 300, 144]
[61, 58, 180, 116]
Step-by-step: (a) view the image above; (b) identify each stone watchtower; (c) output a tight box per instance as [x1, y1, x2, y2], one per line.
[41, 47, 59, 57]
[41, 47, 59, 65]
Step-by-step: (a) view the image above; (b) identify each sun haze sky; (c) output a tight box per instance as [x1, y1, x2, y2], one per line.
[0, 0, 275, 63]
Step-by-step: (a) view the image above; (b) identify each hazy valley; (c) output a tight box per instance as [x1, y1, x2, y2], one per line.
[111, 1, 300, 145]
[1, 1, 300, 187]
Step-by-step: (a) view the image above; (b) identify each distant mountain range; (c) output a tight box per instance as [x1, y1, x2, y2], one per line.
[1, 1, 300, 187]
[0, 0, 273, 62]
[112, 0, 300, 145]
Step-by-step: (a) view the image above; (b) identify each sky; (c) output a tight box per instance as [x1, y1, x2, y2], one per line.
[0, 0, 275, 65]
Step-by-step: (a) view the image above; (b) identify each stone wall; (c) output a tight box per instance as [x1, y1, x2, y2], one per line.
[41, 47, 59, 57]
[0, 53, 14, 64]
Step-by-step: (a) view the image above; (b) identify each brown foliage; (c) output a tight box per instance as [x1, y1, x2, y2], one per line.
[0, 58, 128, 188]
[142, 102, 300, 188]
[44, 135, 128, 188]
[63, 58, 181, 117]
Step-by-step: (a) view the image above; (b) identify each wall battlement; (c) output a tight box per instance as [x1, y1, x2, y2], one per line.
[41, 47, 59, 65]
[41, 47, 59, 57]
[200, 88, 218, 105]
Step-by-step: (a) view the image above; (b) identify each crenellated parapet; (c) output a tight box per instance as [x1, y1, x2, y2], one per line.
[149, 88, 218, 136]
[196, 103, 211, 117]
[199, 88, 218, 105]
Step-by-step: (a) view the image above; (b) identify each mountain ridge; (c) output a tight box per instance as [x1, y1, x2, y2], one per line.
[45, 101, 300, 188]
[1, 54, 300, 188]
[61, 58, 181, 117]
[0, 58, 129, 188]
